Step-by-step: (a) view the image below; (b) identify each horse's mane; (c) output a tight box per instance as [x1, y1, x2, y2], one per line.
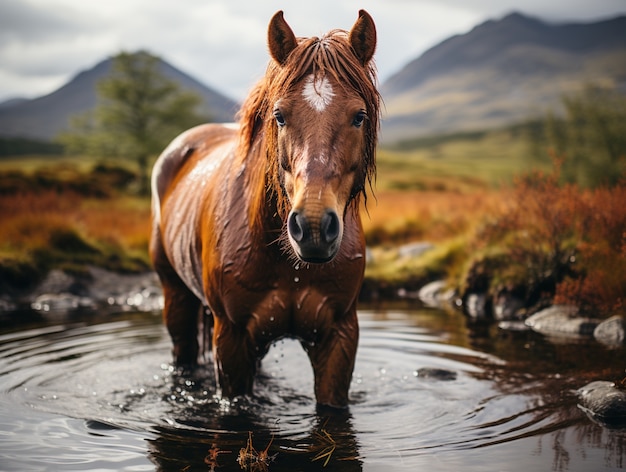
[235, 29, 381, 232]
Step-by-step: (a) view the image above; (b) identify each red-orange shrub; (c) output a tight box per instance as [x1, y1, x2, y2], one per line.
[472, 160, 625, 315]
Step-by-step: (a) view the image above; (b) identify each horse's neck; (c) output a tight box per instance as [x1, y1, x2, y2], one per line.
[238, 135, 283, 236]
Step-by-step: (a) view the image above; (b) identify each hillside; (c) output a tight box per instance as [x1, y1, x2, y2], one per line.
[381, 12, 626, 144]
[0, 53, 239, 141]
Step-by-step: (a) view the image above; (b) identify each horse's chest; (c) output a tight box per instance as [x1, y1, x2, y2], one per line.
[217, 261, 353, 337]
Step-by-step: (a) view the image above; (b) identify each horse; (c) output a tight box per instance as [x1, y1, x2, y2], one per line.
[150, 10, 380, 408]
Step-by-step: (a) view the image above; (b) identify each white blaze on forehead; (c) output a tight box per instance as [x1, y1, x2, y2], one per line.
[302, 75, 334, 112]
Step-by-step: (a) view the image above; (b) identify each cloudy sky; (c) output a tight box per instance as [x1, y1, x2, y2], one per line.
[1, 0, 625, 103]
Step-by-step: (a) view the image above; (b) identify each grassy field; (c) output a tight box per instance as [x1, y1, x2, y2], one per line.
[1, 127, 623, 317]
[377, 124, 551, 191]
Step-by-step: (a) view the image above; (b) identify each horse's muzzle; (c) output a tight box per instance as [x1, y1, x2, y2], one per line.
[287, 209, 342, 263]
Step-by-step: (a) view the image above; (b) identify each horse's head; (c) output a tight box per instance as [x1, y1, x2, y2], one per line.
[265, 10, 379, 264]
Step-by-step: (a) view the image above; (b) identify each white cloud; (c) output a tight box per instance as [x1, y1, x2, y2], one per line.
[0, 0, 624, 102]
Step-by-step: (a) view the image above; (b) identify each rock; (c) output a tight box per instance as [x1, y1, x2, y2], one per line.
[493, 292, 525, 321]
[498, 320, 531, 332]
[594, 316, 626, 346]
[365, 247, 374, 265]
[32, 269, 87, 297]
[3, 266, 165, 316]
[0, 298, 16, 312]
[31, 292, 95, 312]
[418, 280, 455, 308]
[466, 293, 488, 319]
[525, 305, 600, 338]
[577, 381, 626, 428]
[397, 242, 434, 259]
[414, 367, 457, 381]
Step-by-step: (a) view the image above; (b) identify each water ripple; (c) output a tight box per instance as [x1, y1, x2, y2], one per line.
[0, 308, 624, 471]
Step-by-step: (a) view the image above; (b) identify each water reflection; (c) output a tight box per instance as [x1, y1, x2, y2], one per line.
[0, 304, 624, 471]
[147, 408, 362, 471]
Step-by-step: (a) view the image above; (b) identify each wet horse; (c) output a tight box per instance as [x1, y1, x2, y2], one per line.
[150, 10, 380, 408]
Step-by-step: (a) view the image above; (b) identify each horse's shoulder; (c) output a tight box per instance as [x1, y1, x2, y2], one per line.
[151, 123, 238, 221]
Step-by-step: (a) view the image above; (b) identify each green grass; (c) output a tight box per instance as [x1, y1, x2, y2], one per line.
[365, 237, 468, 286]
[377, 122, 551, 191]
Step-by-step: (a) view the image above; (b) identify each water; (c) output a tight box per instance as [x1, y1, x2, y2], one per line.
[1, 304, 624, 471]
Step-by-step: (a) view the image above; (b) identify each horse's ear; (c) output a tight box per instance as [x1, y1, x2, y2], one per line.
[268, 11, 298, 65]
[349, 10, 377, 66]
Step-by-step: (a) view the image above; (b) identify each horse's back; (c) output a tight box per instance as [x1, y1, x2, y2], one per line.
[151, 122, 238, 304]
[151, 123, 238, 223]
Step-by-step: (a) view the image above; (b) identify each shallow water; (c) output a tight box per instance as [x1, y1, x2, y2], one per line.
[1, 304, 624, 471]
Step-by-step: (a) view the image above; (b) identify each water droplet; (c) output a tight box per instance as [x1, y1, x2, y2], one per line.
[270, 316, 275, 322]
[294, 277, 300, 283]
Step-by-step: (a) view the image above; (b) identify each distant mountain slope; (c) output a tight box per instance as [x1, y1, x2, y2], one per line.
[0, 53, 239, 141]
[381, 12, 626, 144]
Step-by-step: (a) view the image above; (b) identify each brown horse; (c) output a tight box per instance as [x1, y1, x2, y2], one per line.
[150, 10, 380, 408]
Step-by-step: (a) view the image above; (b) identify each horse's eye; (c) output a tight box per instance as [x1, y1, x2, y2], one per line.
[273, 110, 286, 127]
[352, 111, 366, 128]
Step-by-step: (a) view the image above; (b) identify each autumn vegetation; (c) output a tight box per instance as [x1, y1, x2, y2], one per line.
[0, 162, 151, 294]
[1, 83, 624, 319]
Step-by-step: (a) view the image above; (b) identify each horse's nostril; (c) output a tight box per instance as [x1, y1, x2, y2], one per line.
[321, 210, 340, 243]
[288, 211, 305, 242]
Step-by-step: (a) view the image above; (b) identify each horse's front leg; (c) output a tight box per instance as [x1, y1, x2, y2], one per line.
[306, 308, 359, 408]
[211, 315, 258, 398]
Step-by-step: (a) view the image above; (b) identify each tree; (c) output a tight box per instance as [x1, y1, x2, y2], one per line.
[60, 51, 207, 194]
[542, 84, 626, 188]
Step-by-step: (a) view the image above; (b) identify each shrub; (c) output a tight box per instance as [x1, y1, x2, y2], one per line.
[466, 159, 625, 315]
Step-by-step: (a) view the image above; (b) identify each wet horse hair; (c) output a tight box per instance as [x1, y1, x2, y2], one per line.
[150, 10, 380, 408]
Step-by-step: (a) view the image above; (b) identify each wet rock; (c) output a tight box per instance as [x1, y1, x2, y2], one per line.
[498, 320, 531, 332]
[594, 316, 626, 346]
[418, 280, 455, 308]
[0, 298, 17, 313]
[493, 292, 525, 321]
[31, 292, 95, 312]
[414, 367, 457, 381]
[525, 305, 600, 338]
[32, 269, 87, 297]
[577, 381, 626, 428]
[9, 266, 164, 315]
[466, 293, 489, 319]
[85, 267, 163, 312]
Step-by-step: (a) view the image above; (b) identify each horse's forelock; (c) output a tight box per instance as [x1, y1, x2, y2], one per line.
[237, 29, 380, 231]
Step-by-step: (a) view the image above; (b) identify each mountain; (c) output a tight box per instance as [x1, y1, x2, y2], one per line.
[0, 53, 239, 141]
[381, 12, 626, 144]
